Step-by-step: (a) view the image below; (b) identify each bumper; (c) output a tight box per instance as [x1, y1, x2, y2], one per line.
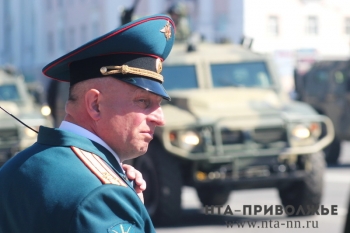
[190, 151, 319, 190]
[194, 169, 307, 190]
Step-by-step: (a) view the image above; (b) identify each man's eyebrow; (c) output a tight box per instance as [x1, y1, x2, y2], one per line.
[133, 88, 150, 96]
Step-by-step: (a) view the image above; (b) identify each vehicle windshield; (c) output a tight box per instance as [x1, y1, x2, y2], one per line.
[0, 84, 21, 101]
[303, 68, 329, 96]
[211, 62, 273, 88]
[162, 65, 198, 90]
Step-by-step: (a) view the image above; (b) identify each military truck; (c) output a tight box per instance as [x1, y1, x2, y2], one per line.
[295, 60, 350, 164]
[131, 43, 334, 225]
[45, 43, 334, 226]
[0, 67, 53, 166]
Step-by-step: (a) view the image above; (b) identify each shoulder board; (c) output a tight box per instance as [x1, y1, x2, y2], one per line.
[71, 146, 127, 187]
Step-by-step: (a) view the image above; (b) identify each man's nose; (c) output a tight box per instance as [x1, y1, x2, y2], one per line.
[149, 106, 165, 126]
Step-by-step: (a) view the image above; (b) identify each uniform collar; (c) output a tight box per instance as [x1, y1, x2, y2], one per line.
[37, 125, 124, 174]
[59, 121, 121, 165]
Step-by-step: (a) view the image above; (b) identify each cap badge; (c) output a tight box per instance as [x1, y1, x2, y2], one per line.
[160, 21, 172, 40]
[156, 58, 162, 74]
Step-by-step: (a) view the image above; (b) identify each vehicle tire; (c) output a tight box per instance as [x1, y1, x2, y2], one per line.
[196, 186, 230, 206]
[133, 139, 182, 226]
[323, 137, 341, 165]
[278, 152, 325, 216]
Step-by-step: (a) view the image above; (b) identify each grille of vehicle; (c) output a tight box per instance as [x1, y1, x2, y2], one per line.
[220, 128, 244, 145]
[0, 128, 19, 145]
[217, 127, 287, 146]
[251, 127, 286, 144]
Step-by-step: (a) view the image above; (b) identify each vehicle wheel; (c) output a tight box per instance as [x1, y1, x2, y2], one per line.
[133, 139, 182, 226]
[278, 152, 325, 216]
[323, 137, 341, 165]
[196, 186, 230, 206]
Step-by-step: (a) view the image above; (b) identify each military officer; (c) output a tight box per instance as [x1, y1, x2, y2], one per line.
[0, 14, 175, 233]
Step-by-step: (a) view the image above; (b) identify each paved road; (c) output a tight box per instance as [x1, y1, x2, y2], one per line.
[156, 142, 350, 233]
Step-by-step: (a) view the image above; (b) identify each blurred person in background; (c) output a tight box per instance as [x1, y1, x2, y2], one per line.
[167, 2, 191, 42]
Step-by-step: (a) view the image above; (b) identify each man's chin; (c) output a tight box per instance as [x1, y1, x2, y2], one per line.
[134, 144, 150, 157]
[139, 145, 149, 155]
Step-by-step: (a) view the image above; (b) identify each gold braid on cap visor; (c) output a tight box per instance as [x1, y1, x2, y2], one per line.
[100, 65, 164, 83]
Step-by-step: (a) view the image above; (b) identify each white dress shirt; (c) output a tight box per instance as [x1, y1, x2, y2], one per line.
[59, 121, 122, 167]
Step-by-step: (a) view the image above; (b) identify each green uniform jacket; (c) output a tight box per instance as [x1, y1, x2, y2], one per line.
[0, 126, 155, 233]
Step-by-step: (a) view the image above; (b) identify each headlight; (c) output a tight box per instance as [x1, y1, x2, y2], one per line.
[41, 105, 51, 116]
[291, 125, 310, 139]
[290, 122, 321, 146]
[24, 127, 38, 138]
[180, 131, 200, 146]
[169, 130, 202, 151]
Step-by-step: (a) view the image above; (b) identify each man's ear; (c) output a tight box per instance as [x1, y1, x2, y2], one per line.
[85, 89, 101, 120]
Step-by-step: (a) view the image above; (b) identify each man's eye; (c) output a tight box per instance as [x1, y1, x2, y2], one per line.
[137, 99, 150, 107]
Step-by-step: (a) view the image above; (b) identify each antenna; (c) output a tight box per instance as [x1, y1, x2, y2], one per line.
[0, 106, 39, 134]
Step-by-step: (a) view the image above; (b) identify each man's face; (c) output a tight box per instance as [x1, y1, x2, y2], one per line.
[96, 78, 165, 161]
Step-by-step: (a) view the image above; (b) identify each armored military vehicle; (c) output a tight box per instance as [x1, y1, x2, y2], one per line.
[295, 60, 350, 164]
[132, 43, 334, 225]
[0, 67, 53, 166]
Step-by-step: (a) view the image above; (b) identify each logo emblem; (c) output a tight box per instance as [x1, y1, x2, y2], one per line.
[160, 21, 172, 40]
[109, 223, 134, 233]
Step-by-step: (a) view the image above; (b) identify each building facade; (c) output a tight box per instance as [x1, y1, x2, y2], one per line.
[0, 0, 144, 86]
[1, 0, 350, 93]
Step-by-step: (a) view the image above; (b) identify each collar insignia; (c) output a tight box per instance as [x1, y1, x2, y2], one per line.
[160, 21, 172, 40]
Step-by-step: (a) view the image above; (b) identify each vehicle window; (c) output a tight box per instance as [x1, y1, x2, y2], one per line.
[211, 62, 273, 88]
[314, 70, 328, 82]
[162, 65, 198, 90]
[304, 68, 329, 96]
[0, 84, 20, 101]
